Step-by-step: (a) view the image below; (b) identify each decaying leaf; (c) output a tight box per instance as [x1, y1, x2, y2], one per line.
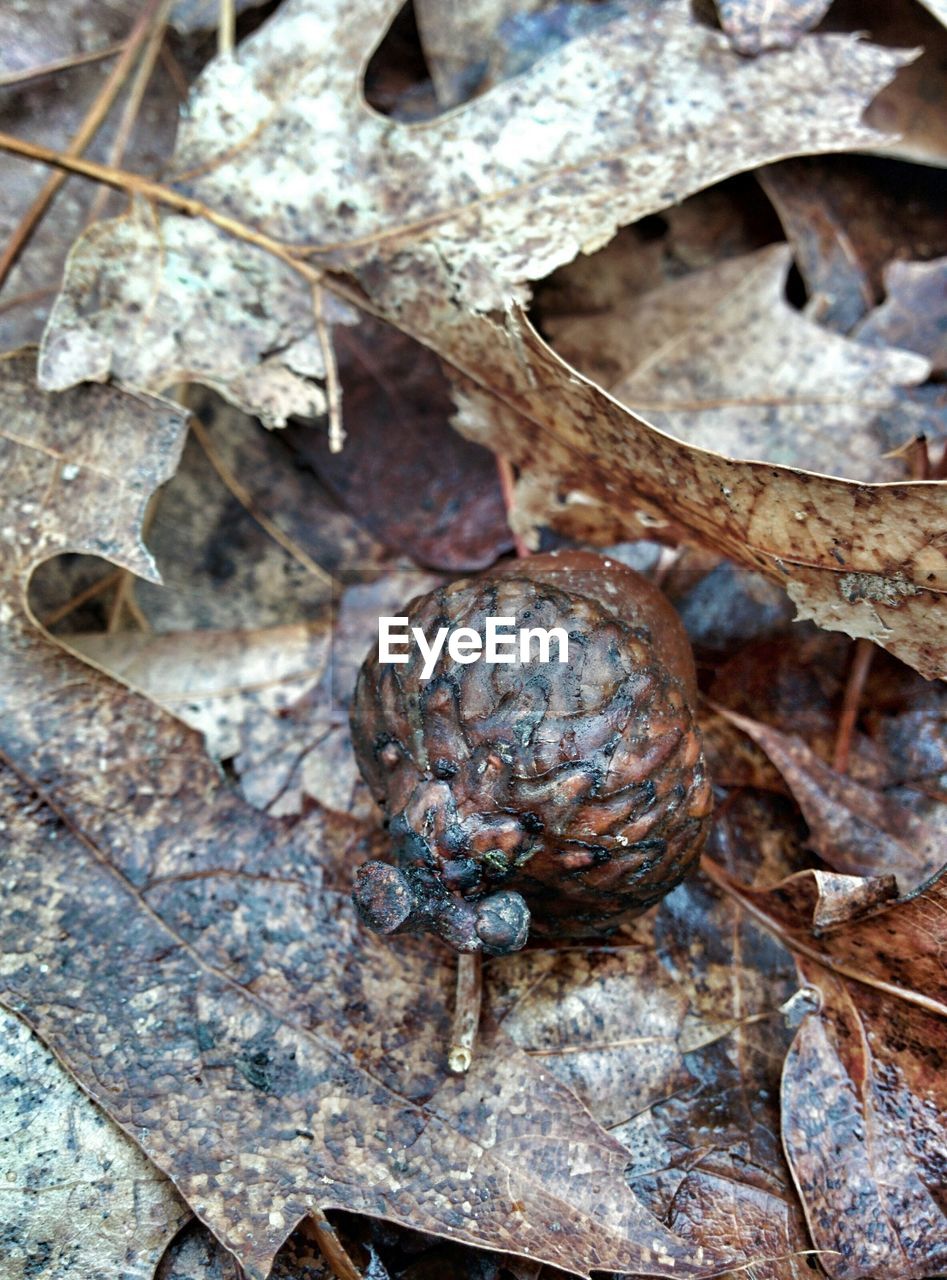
[0, 1003, 190, 1280]
[38, 0, 911, 412]
[548, 243, 930, 480]
[707, 862, 947, 1280]
[0, 2, 180, 353]
[0, 349, 737, 1280]
[719, 706, 946, 891]
[759, 154, 947, 333]
[29, 0, 947, 677]
[854, 256, 947, 374]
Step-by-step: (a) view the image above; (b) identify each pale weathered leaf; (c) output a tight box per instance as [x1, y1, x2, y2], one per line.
[33, 0, 947, 677]
[550, 243, 930, 480]
[0, 1005, 190, 1280]
[39, 0, 910, 412]
[854, 256, 947, 374]
[0, 2, 181, 352]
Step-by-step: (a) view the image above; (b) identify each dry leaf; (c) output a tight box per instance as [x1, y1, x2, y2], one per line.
[39, 0, 910, 412]
[486, 852, 814, 1276]
[854, 256, 947, 374]
[710, 862, 947, 1280]
[718, 706, 946, 891]
[0, 1002, 190, 1280]
[0, 3, 180, 352]
[0, 350, 729, 1280]
[549, 243, 930, 480]
[760, 154, 947, 334]
[33, 0, 947, 676]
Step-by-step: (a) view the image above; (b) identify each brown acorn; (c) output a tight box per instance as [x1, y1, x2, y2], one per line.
[350, 550, 711, 956]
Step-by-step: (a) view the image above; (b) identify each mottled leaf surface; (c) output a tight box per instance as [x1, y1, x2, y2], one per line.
[550, 243, 929, 480]
[0, 351, 722, 1280]
[33, 0, 947, 676]
[0, 1001, 190, 1280]
[709, 862, 947, 1280]
[720, 707, 946, 892]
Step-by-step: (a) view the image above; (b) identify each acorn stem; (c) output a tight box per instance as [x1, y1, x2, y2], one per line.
[447, 951, 483, 1074]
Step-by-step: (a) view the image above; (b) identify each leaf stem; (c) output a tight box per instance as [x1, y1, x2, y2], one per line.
[448, 952, 482, 1074]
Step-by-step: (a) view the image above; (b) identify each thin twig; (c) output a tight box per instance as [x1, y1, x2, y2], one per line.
[0, 42, 125, 91]
[159, 42, 191, 100]
[0, 130, 325, 285]
[448, 951, 483, 1074]
[305, 1209, 364, 1280]
[313, 283, 344, 452]
[218, 0, 237, 58]
[39, 567, 124, 628]
[495, 455, 531, 558]
[85, 10, 171, 228]
[831, 637, 874, 775]
[0, 0, 172, 292]
[188, 414, 338, 589]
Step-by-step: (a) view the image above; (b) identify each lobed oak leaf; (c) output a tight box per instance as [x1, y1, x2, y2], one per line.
[0, 350, 725, 1279]
[29, 0, 947, 677]
[854, 255, 947, 375]
[548, 242, 931, 481]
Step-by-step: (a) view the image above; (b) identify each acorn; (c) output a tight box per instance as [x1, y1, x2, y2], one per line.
[350, 550, 711, 956]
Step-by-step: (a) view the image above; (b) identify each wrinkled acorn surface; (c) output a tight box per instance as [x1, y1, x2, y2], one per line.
[350, 550, 712, 955]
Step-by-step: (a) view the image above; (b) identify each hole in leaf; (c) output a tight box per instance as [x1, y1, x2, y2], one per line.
[363, 1, 439, 122]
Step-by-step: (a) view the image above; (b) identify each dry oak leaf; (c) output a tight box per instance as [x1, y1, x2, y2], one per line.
[854, 256, 947, 376]
[758, 154, 947, 334]
[30, 0, 947, 675]
[547, 243, 930, 482]
[0, 350, 726, 1280]
[707, 860, 947, 1280]
[0, 1001, 190, 1280]
[718, 706, 946, 892]
[37, 0, 910, 415]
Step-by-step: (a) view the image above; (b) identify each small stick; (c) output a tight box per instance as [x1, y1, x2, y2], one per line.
[306, 1208, 363, 1280]
[495, 454, 531, 559]
[218, 0, 237, 58]
[448, 951, 483, 1074]
[0, 42, 125, 91]
[313, 283, 344, 452]
[85, 9, 171, 227]
[832, 637, 874, 775]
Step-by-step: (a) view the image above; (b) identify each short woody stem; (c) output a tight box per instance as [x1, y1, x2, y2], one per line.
[448, 951, 483, 1074]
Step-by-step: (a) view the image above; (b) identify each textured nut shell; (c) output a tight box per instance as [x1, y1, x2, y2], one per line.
[351, 553, 711, 942]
